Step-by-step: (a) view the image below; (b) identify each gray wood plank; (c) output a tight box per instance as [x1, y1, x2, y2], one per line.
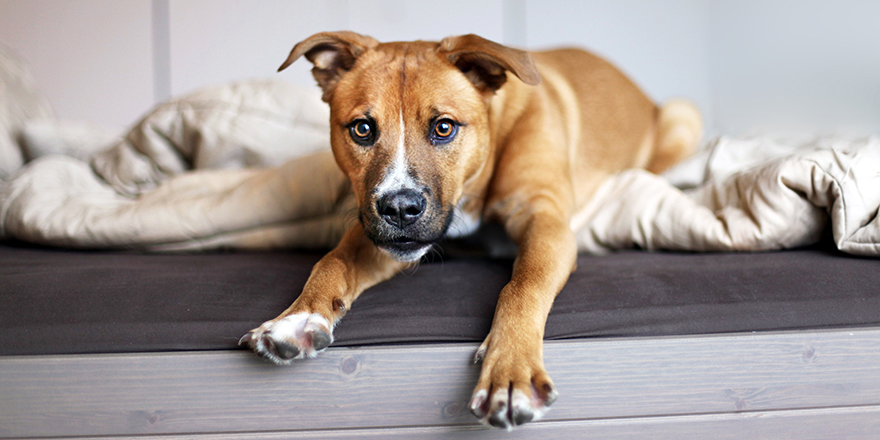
[2, 327, 880, 438]
[42, 406, 880, 440]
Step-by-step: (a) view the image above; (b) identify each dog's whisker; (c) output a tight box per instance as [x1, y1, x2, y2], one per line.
[426, 243, 445, 267]
[398, 259, 421, 277]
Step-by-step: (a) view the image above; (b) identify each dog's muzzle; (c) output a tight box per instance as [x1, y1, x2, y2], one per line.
[363, 188, 450, 262]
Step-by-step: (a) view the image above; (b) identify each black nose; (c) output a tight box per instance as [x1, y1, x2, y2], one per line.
[377, 189, 426, 228]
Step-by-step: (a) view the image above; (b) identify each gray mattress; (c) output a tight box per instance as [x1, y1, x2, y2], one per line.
[1, 241, 878, 356]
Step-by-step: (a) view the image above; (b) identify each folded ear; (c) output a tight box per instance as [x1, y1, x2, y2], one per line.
[278, 31, 379, 102]
[439, 34, 541, 94]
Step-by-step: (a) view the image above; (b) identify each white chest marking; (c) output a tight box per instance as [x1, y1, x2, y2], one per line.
[375, 111, 417, 196]
[447, 198, 482, 238]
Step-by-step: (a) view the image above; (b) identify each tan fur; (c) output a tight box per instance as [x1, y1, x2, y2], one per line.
[243, 32, 703, 429]
[649, 99, 703, 173]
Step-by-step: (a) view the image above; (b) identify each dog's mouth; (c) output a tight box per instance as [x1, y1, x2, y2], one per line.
[375, 238, 434, 262]
[364, 216, 453, 262]
[359, 200, 455, 262]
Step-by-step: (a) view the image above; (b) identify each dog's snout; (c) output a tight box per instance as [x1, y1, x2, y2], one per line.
[377, 189, 426, 228]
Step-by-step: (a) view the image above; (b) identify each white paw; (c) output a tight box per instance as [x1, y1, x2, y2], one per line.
[469, 338, 558, 429]
[240, 313, 333, 365]
[470, 387, 553, 430]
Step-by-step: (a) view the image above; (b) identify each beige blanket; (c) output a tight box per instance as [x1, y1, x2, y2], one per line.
[1, 78, 878, 256]
[575, 135, 880, 256]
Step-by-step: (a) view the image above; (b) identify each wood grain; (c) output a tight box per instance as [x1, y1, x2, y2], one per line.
[63, 406, 880, 440]
[2, 327, 880, 438]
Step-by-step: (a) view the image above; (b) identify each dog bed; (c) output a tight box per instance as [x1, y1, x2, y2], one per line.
[1, 241, 878, 357]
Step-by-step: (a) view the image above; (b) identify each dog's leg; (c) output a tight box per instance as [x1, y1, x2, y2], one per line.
[469, 195, 577, 429]
[241, 224, 405, 364]
[646, 99, 703, 174]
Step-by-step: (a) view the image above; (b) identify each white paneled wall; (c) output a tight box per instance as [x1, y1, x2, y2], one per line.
[1, 0, 878, 134]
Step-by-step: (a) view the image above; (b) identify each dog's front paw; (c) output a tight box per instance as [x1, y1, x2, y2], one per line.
[468, 336, 558, 430]
[239, 312, 334, 365]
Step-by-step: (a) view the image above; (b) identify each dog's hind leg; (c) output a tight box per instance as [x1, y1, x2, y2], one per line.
[646, 99, 703, 174]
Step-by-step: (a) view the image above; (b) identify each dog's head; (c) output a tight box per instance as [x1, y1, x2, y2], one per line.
[280, 32, 540, 262]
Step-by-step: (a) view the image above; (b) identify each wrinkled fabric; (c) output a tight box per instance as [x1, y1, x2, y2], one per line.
[91, 79, 330, 196]
[0, 151, 353, 250]
[572, 135, 880, 256]
[1, 79, 351, 250]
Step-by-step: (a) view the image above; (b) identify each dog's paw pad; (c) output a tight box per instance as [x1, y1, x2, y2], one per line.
[240, 313, 333, 365]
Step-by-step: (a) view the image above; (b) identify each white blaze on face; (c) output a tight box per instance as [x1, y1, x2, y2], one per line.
[375, 110, 418, 197]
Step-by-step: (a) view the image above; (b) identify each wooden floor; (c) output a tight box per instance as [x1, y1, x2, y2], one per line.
[2, 327, 880, 439]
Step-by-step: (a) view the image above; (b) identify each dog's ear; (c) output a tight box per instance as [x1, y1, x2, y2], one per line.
[278, 31, 379, 102]
[439, 34, 541, 93]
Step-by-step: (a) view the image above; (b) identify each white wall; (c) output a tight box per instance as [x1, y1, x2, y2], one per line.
[0, 0, 154, 128]
[709, 0, 880, 134]
[166, 0, 348, 98]
[524, 0, 712, 131]
[166, 0, 505, 97]
[163, 0, 710, 119]
[1, 0, 878, 135]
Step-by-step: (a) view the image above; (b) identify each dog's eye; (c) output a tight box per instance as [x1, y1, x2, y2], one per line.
[348, 119, 377, 146]
[430, 119, 458, 145]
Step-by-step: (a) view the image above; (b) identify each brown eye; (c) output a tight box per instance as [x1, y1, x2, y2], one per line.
[353, 121, 371, 138]
[435, 121, 453, 137]
[349, 119, 377, 146]
[430, 118, 458, 145]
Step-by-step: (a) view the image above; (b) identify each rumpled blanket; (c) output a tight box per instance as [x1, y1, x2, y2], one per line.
[574, 135, 880, 256]
[1, 75, 878, 256]
[1, 79, 354, 251]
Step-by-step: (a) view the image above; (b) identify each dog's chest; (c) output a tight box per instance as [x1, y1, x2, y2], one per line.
[446, 200, 482, 239]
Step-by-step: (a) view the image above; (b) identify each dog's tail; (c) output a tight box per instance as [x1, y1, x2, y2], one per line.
[647, 99, 703, 174]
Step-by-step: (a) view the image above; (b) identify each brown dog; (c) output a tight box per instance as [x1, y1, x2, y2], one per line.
[241, 31, 702, 429]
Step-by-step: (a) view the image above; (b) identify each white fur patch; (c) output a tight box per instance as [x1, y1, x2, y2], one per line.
[469, 389, 489, 412]
[475, 387, 551, 430]
[251, 312, 333, 363]
[515, 388, 549, 422]
[446, 198, 481, 238]
[486, 389, 513, 431]
[379, 242, 432, 262]
[268, 313, 331, 346]
[375, 111, 417, 197]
